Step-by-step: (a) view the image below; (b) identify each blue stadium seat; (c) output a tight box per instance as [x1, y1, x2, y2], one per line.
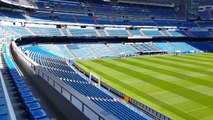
[23, 97, 37, 104]
[23, 45, 150, 120]
[30, 109, 49, 120]
[2, 43, 48, 120]
[26, 103, 41, 111]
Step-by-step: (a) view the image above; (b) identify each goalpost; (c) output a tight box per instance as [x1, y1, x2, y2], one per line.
[89, 70, 101, 89]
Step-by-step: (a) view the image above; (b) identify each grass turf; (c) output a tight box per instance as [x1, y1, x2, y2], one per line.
[75, 53, 213, 120]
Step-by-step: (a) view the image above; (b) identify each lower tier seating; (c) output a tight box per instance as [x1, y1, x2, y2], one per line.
[3, 43, 49, 120]
[187, 42, 213, 51]
[22, 47, 150, 120]
[154, 42, 202, 53]
[90, 98, 147, 120]
[131, 43, 161, 52]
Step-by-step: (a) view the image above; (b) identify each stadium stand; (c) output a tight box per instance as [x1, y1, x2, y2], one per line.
[0, 0, 213, 119]
[0, 54, 10, 120]
[187, 42, 213, 51]
[154, 42, 205, 53]
[190, 30, 211, 37]
[131, 43, 161, 53]
[28, 12, 55, 22]
[0, 10, 26, 21]
[167, 30, 186, 37]
[2, 43, 49, 120]
[19, 41, 213, 60]
[142, 30, 162, 37]
[6, 26, 31, 36]
[108, 43, 137, 55]
[69, 28, 97, 36]
[97, 30, 107, 36]
[22, 46, 152, 120]
[55, 13, 75, 23]
[90, 44, 117, 58]
[107, 29, 129, 37]
[67, 44, 99, 59]
[28, 27, 61, 36]
[198, 0, 213, 20]
[38, 45, 73, 58]
[129, 30, 143, 36]
[75, 15, 95, 24]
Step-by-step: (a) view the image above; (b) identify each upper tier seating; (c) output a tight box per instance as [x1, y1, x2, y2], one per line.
[198, 10, 213, 20]
[96, 19, 113, 25]
[168, 30, 186, 37]
[190, 31, 211, 37]
[198, 22, 213, 27]
[28, 27, 61, 36]
[129, 30, 143, 36]
[0, 10, 26, 21]
[199, 0, 213, 5]
[7, 26, 31, 36]
[36, 0, 81, 12]
[130, 21, 143, 26]
[155, 20, 170, 26]
[107, 30, 129, 37]
[55, 13, 75, 23]
[97, 30, 107, 36]
[198, 0, 213, 20]
[160, 30, 170, 36]
[75, 15, 95, 24]
[69, 28, 97, 36]
[142, 30, 162, 37]
[36, 0, 182, 20]
[0, 9, 211, 28]
[61, 28, 68, 36]
[142, 21, 157, 26]
[184, 22, 198, 27]
[113, 21, 130, 25]
[3, 25, 213, 38]
[29, 12, 55, 22]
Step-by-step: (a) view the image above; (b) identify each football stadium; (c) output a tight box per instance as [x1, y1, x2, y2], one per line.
[0, 0, 213, 120]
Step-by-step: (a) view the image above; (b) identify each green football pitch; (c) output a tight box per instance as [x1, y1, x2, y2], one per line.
[75, 53, 213, 120]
